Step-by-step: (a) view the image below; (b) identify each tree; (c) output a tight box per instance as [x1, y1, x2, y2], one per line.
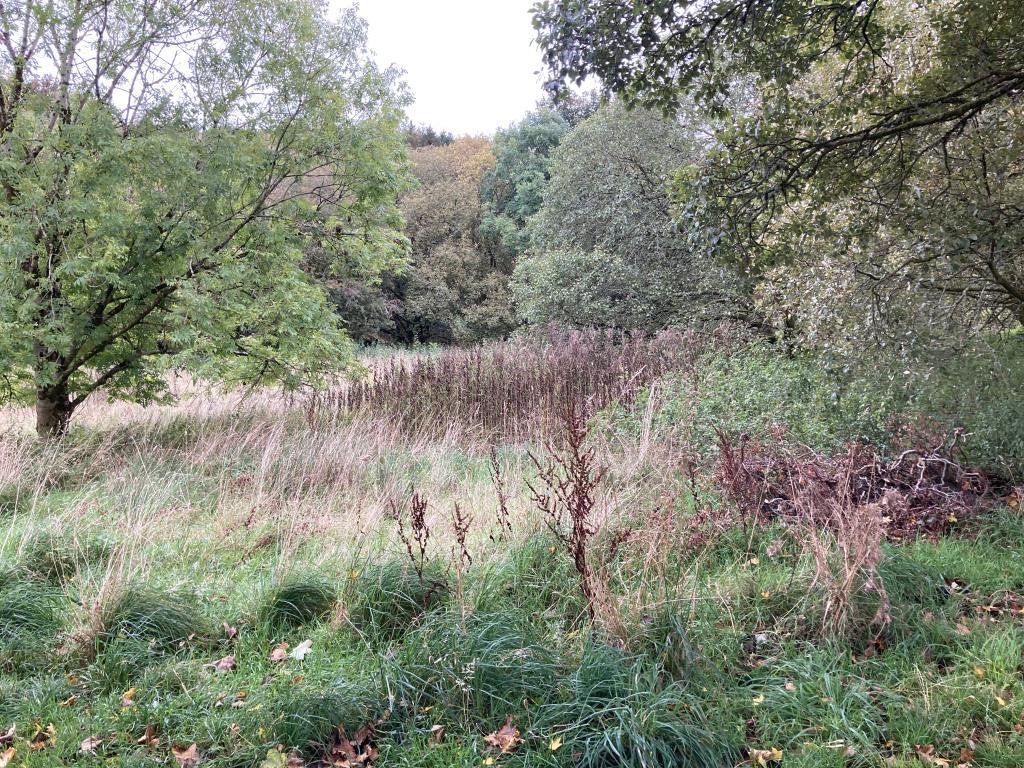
[479, 109, 568, 265]
[391, 137, 516, 343]
[515, 102, 748, 330]
[533, 0, 1024, 346]
[404, 123, 455, 148]
[0, 0, 410, 435]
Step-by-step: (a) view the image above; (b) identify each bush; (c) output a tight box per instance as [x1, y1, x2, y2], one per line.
[616, 336, 1024, 477]
[650, 344, 902, 456]
[908, 335, 1024, 475]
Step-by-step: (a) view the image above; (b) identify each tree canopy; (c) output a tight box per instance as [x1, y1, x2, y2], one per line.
[515, 102, 747, 331]
[533, 0, 1024, 355]
[0, 0, 411, 434]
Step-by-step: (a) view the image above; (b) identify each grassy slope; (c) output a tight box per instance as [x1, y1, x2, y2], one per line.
[1, 380, 1023, 768]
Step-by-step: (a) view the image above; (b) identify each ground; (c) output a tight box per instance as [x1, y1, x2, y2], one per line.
[1, 340, 1023, 768]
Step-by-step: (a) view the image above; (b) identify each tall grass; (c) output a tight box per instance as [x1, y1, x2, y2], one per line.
[318, 327, 707, 440]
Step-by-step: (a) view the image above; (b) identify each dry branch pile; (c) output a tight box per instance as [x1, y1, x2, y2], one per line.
[716, 426, 995, 541]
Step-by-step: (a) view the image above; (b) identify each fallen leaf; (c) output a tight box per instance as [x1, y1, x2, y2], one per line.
[915, 744, 951, 766]
[259, 748, 288, 768]
[291, 639, 313, 661]
[784, 682, 797, 692]
[172, 742, 200, 768]
[286, 755, 305, 768]
[483, 716, 522, 754]
[0, 748, 14, 768]
[995, 690, 1013, 707]
[752, 694, 766, 705]
[749, 747, 783, 765]
[429, 724, 445, 744]
[212, 655, 236, 673]
[121, 687, 137, 707]
[955, 623, 971, 636]
[483, 759, 495, 766]
[138, 723, 159, 747]
[327, 721, 378, 767]
[80, 735, 103, 753]
[548, 736, 563, 751]
[223, 623, 238, 641]
[29, 723, 55, 750]
[269, 642, 289, 663]
[0, 728, 11, 747]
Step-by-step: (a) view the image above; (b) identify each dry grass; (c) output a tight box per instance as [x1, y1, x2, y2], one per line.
[317, 327, 705, 441]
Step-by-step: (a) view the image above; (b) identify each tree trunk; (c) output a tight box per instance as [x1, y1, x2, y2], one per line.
[35, 388, 74, 438]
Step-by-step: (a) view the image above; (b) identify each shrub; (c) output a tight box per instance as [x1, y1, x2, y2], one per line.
[648, 343, 902, 456]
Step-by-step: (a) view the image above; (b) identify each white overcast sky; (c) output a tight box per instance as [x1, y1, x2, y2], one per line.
[347, 0, 547, 136]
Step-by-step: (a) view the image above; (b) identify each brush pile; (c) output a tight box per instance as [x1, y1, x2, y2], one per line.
[716, 425, 995, 540]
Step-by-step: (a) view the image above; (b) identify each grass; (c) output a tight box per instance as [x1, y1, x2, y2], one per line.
[1, 340, 1022, 767]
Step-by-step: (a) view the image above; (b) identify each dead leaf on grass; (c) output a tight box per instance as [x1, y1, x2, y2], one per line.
[172, 742, 201, 768]
[483, 716, 522, 754]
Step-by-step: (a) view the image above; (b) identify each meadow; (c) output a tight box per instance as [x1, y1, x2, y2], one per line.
[1, 329, 1022, 768]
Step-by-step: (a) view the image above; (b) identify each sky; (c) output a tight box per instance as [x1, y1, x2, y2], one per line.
[350, 0, 547, 136]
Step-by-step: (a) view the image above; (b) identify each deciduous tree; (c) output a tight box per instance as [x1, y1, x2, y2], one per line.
[0, 0, 410, 435]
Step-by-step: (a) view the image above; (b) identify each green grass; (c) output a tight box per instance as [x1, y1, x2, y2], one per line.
[2, 349, 1023, 768]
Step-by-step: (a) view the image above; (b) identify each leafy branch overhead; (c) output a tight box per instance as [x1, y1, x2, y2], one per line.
[533, 0, 1024, 348]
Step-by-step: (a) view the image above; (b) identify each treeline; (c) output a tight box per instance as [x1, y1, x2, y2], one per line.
[332, 93, 753, 345]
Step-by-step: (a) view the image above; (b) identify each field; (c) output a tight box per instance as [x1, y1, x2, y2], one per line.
[2, 331, 1023, 768]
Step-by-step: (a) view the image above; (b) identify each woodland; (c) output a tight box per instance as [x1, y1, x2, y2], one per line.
[1, 1, 1022, 767]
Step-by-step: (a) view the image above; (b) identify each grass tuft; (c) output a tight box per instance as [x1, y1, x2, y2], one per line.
[259, 575, 339, 630]
[347, 561, 449, 643]
[98, 587, 209, 650]
[0, 578, 67, 673]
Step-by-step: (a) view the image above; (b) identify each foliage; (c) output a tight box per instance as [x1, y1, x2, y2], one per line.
[404, 123, 455, 148]
[516, 102, 749, 330]
[0, 0, 411, 434]
[374, 137, 517, 343]
[533, 0, 1024, 356]
[479, 109, 568, 264]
